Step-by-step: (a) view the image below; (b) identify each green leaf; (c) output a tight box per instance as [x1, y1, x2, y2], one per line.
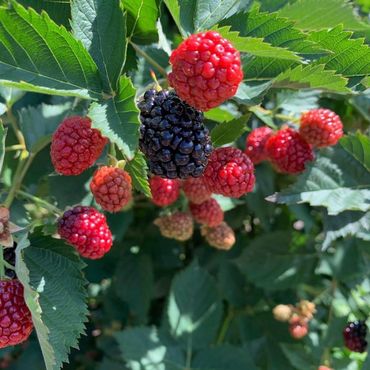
[0, 2, 102, 99]
[114, 252, 154, 323]
[0, 86, 25, 106]
[0, 123, 6, 174]
[248, 106, 277, 129]
[280, 344, 316, 370]
[233, 80, 272, 106]
[122, 0, 158, 44]
[267, 139, 370, 215]
[15, 231, 88, 370]
[88, 75, 140, 159]
[323, 211, 370, 250]
[115, 327, 185, 370]
[71, 0, 126, 93]
[166, 261, 223, 350]
[238, 231, 317, 290]
[340, 132, 370, 171]
[274, 64, 350, 93]
[164, 0, 252, 36]
[125, 151, 151, 197]
[211, 115, 250, 147]
[18, 102, 72, 153]
[213, 25, 301, 61]
[309, 26, 370, 78]
[279, 0, 370, 33]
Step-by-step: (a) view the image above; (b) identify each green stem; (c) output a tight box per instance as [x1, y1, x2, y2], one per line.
[7, 108, 26, 149]
[250, 105, 300, 124]
[0, 248, 5, 279]
[129, 41, 168, 77]
[4, 152, 35, 208]
[17, 190, 62, 215]
[5, 144, 25, 152]
[216, 306, 235, 344]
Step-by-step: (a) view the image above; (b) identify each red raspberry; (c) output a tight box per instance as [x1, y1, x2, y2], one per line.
[0, 279, 33, 348]
[168, 31, 243, 111]
[265, 128, 314, 174]
[90, 166, 132, 213]
[204, 147, 255, 198]
[149, 176, 181, 207]
[245, 126, 273, 164]
[300, 109, 343, 148]
[201, 222, 235, 250]
[189, 198, 223, 227]
[154, 212, 193, 241]
[58, 206, 113, 259]
[182, 177, 212, 204]
[289, 316, 309, 339]
[51, 116, 108, 176]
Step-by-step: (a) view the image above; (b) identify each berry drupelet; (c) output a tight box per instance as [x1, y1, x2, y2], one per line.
[168, 31, 243, 111]
[139, 89, 212, 179]
[343, 321, 368, 353]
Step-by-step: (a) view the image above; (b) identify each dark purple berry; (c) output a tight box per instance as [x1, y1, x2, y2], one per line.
[138, 89, 212, 179]
[343, 321, 368, 353]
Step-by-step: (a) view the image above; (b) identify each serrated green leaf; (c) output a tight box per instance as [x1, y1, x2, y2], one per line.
[166, 261, 223, 350]
[15, 231, 88, 370]
[71, 0, 126, 93]
[248, 106, 277, 129]
[340, 132, 370, 171]
[18, 102, 72, 153]
[279, 0, 370, 33]
[88, 75, 140, 159]
[323, 211, 370, 250]
[0, 123, 6, 175]
[233, 80, 272, 106]
[213, 25, 301, 61]
[211, 115, 250, 147]
[274, 64, 350, 93]
[125, 151, 151, 197]
[122, 0, 158, 44]
[164, 0, 252, 36]
[114, 252, 154, 323]
[309, 26, 370, 78]
[115, 327, 185, 370]
[267, 141, 370, 215]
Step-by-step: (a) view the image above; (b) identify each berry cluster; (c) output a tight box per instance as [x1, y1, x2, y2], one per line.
[273, 300, 316, 340]
[343, 321, 368, 353]
[245, 108, 343, 174]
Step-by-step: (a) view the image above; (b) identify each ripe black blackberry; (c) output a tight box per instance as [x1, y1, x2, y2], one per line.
[3, 243, 16, 279]
[343, 321, 368, 353]
[138, 89, 212, 179]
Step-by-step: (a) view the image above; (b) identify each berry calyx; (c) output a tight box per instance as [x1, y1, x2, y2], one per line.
[300, 108, 343, 148]
[168, 31, 243, 111]
[245, 126, 273, 164]
[343, 321, 368, 353]
[182, 176, 212, 204]
[189, 198, 223, 227]
[0, 279, 33, 348]
[90, 166, 132, 213]
[154, 212, 193, 241]
[58, 206, 113, 259]
[51, 116, 108, 176]
[289, 316, 309, 339]
[265, 128, 314, 174]
[273, 304, 293, 322]
[149, 176, 181, 207]
[204, 147, 255, 198]
[139, 89, 213, 179]
[201, 222, 235, 250]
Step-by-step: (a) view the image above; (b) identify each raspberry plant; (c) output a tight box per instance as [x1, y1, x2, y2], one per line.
[0, 0, 369, 369]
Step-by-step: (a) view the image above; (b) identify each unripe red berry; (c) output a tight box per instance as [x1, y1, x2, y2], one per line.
[273, 304, 293, 322]
[154, 212, 193, 241]
[90, 166, 132, 213]
[300, 108, 343, 148]
[149, 176, 181, 207]
[204, 147, 255, 198]
[50, 116, 108, 176]
[289, 316, 309, 339]
[245, 126, 273, 164]
[318, 366, 333, 370]
[182, 177, 212, 204]
[168, 31, 243, 111]
[58, 206, 113, 259]
[0, 279, 33, 349]
[190, 198, 223, 227]
[201, 222, 235, 250]
[265, 128, 314, 174]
